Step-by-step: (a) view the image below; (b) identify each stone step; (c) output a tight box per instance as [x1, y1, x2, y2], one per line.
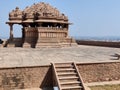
[61, 84, 81, 88]
[35, 45, 61, 47]
[58, 74, 78, 78]
[35, 42, 60, 44]
[52, 62, 85, 90]
[56, 67, 74, 70]
[35, 45, 60, 47]
[61, 86, 83, 90]
[55, 65, 73, 68]
[60, 81, 81, 85]
[35, 45, 61, 48]
[55, 63, 73, 67]
[56, 68, 75, 72]
[35, 43, 60, 46]
[38, 41, 58, 43]
[59, 79, 79, 83]
[61, 83, 81, 88]
[57, 72, 77, 76]
[55, 62, 73, 65]
[59, 76, 79, 80]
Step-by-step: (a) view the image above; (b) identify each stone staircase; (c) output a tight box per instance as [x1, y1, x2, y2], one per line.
[52, 62, 85, 90]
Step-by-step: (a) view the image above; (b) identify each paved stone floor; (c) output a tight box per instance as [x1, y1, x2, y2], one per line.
[0, 45, 120, 68]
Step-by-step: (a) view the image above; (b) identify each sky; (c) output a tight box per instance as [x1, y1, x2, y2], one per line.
[0, 0, 120, 38]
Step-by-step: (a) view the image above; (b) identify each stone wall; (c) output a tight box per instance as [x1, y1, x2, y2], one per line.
[77, 62, 120, 83]
[76, 40, 120, 48]
[1, 62, 120, 90]
[0, 66, 53, 90]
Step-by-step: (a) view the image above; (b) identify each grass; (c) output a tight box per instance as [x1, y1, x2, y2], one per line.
[90, 84, 120, 90]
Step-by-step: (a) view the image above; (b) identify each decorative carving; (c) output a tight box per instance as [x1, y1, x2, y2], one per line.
[24, 2, 67, 19]
[9, 7, 22, 20]
[9, 2, 68, 21]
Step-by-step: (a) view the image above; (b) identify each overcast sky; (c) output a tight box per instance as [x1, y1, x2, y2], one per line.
[0, 0, 120, 38]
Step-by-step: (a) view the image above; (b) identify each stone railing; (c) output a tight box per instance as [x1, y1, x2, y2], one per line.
[24, 27, 67, 31]
[37, 27, 67, 31]
[24, 27, 68, 38]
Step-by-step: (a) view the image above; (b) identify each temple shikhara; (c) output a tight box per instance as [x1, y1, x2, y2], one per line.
[6, 2, 77, 48]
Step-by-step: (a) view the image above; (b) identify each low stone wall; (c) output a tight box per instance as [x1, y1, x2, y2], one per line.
[0, 66, 53, 90]
[0, 62, 120, 90]
[76, 40, 120, 48]
[77, 62, 120, 83]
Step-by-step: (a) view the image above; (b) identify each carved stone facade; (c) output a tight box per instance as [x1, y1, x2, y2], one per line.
[6, 2, 77, 48]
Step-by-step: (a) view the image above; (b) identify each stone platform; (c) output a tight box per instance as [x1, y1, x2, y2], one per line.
[0, 45, 120, 68]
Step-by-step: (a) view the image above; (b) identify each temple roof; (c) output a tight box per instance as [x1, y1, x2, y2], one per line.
[7, 2, 69, 24]
[9, 7, 22, 20]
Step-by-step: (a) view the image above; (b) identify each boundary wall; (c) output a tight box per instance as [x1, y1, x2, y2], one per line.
[76, 40, 120, 48]
[0, 62, 120, 90]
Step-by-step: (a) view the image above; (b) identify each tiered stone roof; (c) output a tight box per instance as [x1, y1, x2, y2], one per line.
[9, 7, 22, 20]
[8, 2, 68, 24]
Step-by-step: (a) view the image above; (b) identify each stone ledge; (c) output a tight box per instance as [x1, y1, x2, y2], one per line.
[85, 80, 120, 86]
[14, 87, 53, 90]
[14, 88, 41, 90]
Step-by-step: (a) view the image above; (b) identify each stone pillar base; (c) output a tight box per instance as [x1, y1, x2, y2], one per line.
[7, 43, 15, 47]
[23, 43, 31, 48]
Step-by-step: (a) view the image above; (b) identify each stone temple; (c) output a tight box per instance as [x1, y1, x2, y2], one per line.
[6, 2, 77, 48]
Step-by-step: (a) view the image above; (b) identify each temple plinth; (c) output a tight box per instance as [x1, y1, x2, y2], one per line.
[6, 2, 77, 48]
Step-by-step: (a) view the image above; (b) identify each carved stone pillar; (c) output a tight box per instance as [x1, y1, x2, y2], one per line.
[9, 24, 13, 40]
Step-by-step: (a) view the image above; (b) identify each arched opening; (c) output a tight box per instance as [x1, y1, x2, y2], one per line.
[13, 24, 22, 38]
[12, 24, 23, 47]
